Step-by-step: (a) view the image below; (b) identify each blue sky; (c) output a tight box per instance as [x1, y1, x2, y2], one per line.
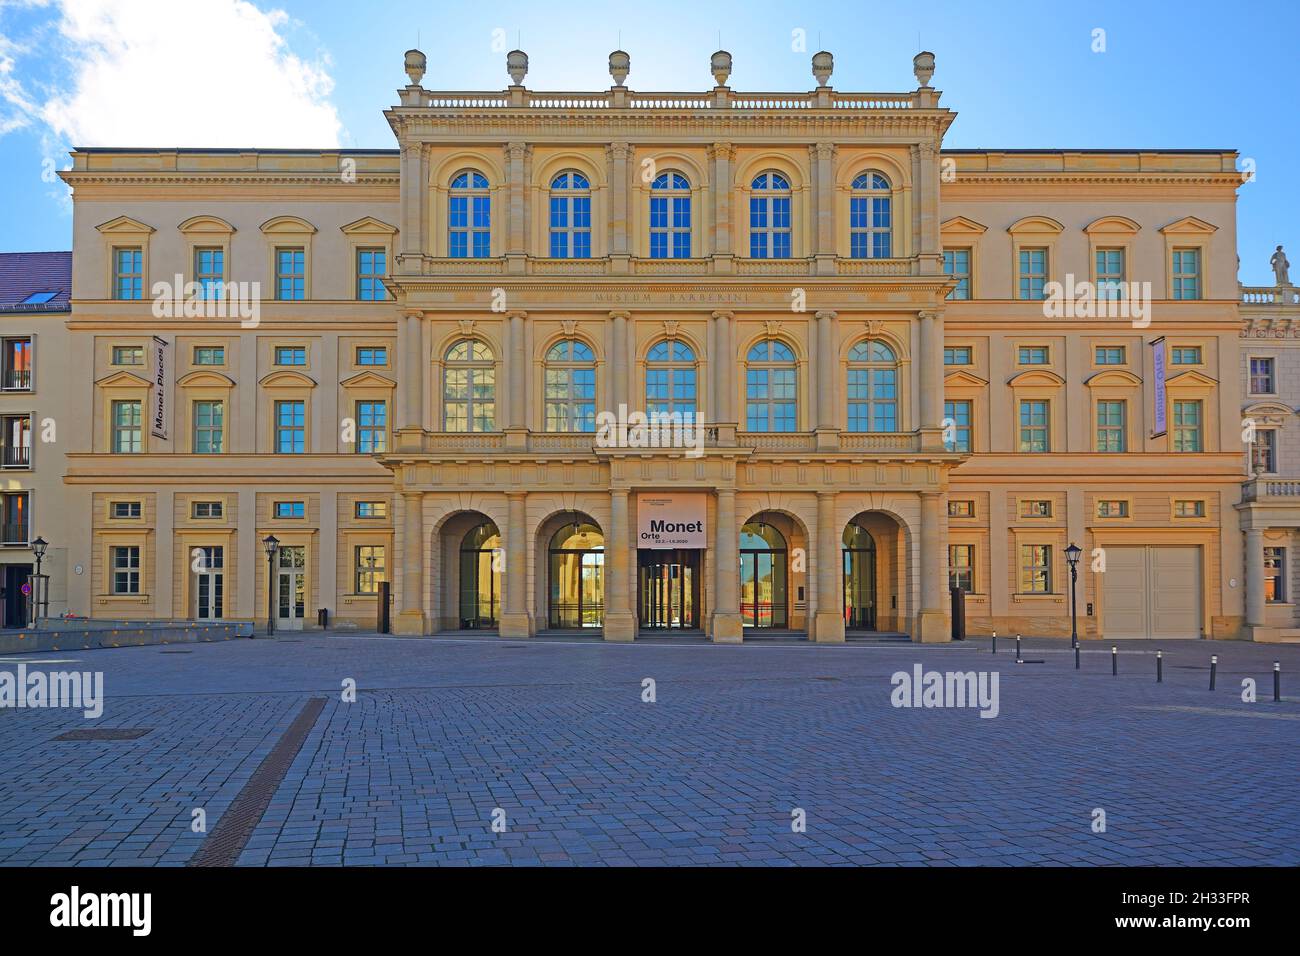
[1, 0, 1297, 283]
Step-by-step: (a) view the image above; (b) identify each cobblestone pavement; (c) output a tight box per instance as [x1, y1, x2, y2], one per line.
[0, 634, 1296, 866]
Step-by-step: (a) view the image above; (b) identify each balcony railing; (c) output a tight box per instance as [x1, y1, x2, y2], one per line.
[1, 444, 30, 468]
[1242, 476, 1300, 501]
[2, 368, 31, 391]
[403, 88, 925, 111]
[1241, 285, 1300, 305]
[408, 255, 917, 277]
[0, 522, 29, 546]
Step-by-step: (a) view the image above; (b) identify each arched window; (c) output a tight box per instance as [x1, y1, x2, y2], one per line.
[646, 338, 697, 418]
[749, 171, 792, 259]
[459, 521, 501, 628]
[549, 171, 592, 258]
[449, 170, 490, 257]
[443, 339, 495, 432]
[745, 340, 797, 432]
[650, 172, 691, 259]
[846, 339, 898, 432]
[850, 172, 892, 259]
[544, 339, 596, 432]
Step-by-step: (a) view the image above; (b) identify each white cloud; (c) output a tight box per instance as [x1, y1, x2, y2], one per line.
[0, 31, 40, 135]
[36, 0, 342, 147]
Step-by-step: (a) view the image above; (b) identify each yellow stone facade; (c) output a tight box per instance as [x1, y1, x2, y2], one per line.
[27, 50, 1251, 640]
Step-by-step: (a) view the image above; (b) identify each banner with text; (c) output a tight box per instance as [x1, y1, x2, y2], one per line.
[637, 493, 706, 549]
[150, 335, 171, 441]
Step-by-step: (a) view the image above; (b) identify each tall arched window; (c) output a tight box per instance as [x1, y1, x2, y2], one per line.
[846, 339, 898, 432]
[850, 172, 892, 258]
[649, 172, 691, 258]
[739, 518, 788, 628]
[549, 171, 591, 258]
[549, 517, 604, 628]
[646, 339, 696, 418]
[749, 171, 792, 259]
[443, 339, 495, 432]
[544, 339, 596, 432]
[745, 340, 797, 432]
[449, 170, 490, 257]
[459, 521, 501, 628]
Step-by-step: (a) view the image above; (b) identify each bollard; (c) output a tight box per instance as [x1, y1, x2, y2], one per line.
[992, 630, 997, 654]
[1016, 634, 1022, 660]
[1156, 649, 1163, 683]
[1075, 645, 1080, 670]
[1209, 655, 1217, 691]
[1275, 661, 1282, 702]
[1112, 645, 1118, 676]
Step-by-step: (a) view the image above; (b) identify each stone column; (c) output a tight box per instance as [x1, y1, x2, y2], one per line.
[712, 488, 743, 642]
[918, 309, 945, 451]
[914, 491, 949, 642]
[711, 310, 735, 429]
[610, 310, 630, 414]
[504, 142, 529, 272]
[400, 310, 423, 431]
[395, 490, 427, 634]
[505, 310, 528, 450]
[607, 142, 632, 270]
[604, 489, 636, 641]
[815, 309, 838, 449]
[812, 142, 836, 273]
[500, 491, 531, 637]
[397, 142, 424, 272]
[1244, 528, 1266, 628]
[813, 491, 845, 642]
[708, 143, 734, 266]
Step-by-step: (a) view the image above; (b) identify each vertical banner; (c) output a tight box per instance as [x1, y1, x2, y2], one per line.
[150, 335, 171, 440]
[1150, 336, 1167, 438]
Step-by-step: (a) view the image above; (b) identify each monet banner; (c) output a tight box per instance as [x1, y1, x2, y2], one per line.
[1151, 336, 1167, 438]
[150, 335, 171, 441]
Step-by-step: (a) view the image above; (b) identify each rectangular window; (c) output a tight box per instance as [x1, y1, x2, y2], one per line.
[191, 501, 223, 519]
[1249, 357, 1276, 395]
[1018, 247, 1048, 300]
[1018, 400, 1050, 453]
[274, 501, 306, 519]
[1252, 428, 1277, 474]
[943, 346, 972, 366]
[274, 346, 307, 366]
[112, 345, 144, 366]
[948, 544, 975, 593]
[2, 337, 33, 391]
[1095, 248, 1125, 299]
[1094, 346, 1126, 365]
[1019, 544, 1052, 593]
[1174, 499, 1206, 518]
[1, 491, 29, 545]
[1172, 248, 1201, 300]
[355, 500, 388, 519]
[943, 399, 972, 453]
[275, 400, 306, 454]
[1095, 400, 1126, 452]
[1096, 499, 1129, 518]
[1, 414, 32, 468]
[192, 400, 224, 454]
[354, 544, 386, 594]
[113, 247, 143, 300]
[947, 499, 975, 518]
[356, 400, 387, 453]
[193, 346, 225, 366]
[111, 545, 141, 594]
[356, 248, 388, 301]
[1018, 346, 1049, 365]
[1171, 345, 1202, 365]
[111, 501, 142, 519]
[194, 247, 224, 298]
[275, 247, 306, 300]
[1264, 547, 1286, 603]
[356, 347, 388, 366]
[943, 248, 971, 300]
[1020, 499, 1052, 518]
[111, 400, 143, 453]
[1173, 400, 1202, 452]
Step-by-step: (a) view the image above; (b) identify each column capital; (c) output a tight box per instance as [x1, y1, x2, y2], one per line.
[605, 141, 633, 161]
[402, 308, 425, 320]
[706, 142, 735, 162]
[505, 489, 527, 500]
[814, 309, 837, 321]
[608, 309, 632, 320]
[506, 309, 528, 320]
[711, 309, 734, 321]
[504, 141, 531, 160]
[917, 309, 941, 322]
[811, 142, 837, 161]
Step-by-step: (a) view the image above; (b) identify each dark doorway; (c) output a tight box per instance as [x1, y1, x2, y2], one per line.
[637, 549, 701, 629]
[2, 564, 32, 628]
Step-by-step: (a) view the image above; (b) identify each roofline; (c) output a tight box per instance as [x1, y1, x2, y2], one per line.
[941, 148, 1236, 155]
[71, 147, 399, 155]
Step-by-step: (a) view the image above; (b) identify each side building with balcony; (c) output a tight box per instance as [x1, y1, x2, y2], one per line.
[0, 252, 72, 625]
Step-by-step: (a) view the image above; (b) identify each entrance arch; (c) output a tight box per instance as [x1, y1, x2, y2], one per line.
[843, 520, 877, 630]
[542, 512, 605, 629]
[842, 510, 908, 633]
[740, 513, 789, 629]
[459, 520, 501, 628]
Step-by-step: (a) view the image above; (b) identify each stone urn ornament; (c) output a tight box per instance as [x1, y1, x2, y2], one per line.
[403, 49, 426, 87]
[507, 49, 528, 86]
[913, 51, 935, 88]
[812, 51, 834, 87]
[711, 50, 732, 86]
[609, 50, 630, 87]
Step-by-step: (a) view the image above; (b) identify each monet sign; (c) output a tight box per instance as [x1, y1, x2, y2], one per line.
[637, 493, 706, 549]
[150, 335, 171, 441]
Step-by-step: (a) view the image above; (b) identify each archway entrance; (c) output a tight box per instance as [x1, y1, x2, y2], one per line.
[547, 515, 604, 629]
[459, 521, 501, 629]
[843, 520, 877, 630]
[638, 549, 700, 629]
[740, 517, 788, 628]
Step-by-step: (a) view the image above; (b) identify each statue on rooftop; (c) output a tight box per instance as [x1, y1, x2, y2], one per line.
[1271, 245, 1291, 286]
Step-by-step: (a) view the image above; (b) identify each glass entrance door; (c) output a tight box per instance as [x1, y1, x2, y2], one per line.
[739, 521, 788, 629]
[637, 549, 699, 629]
[548, 520, 604, 628]
[195, 546, 224, 620]
[843, 522, 877, 630]
[276, 545, 306, 630]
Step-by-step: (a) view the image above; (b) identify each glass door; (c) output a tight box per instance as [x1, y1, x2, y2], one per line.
[843, 522, 877, 630]
[195, 546, 224, 620]
[739, 521, 788, 629]
[638, 550, 700, 629]
[276, 545, 306, 630]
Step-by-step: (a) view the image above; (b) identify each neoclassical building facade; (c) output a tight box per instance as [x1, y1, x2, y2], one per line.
[49, 49, 1250, 641]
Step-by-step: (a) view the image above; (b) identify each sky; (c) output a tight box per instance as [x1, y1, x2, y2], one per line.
[0, 0, 1296, 284]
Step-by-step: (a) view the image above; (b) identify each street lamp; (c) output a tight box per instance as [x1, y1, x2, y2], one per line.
[1065, 542, 1083, 649]
[31, 536, 48, 626]
[262, 534, 279, 637]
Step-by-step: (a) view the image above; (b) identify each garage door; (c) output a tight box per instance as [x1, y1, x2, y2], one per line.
[1101, 546, 1202, 639]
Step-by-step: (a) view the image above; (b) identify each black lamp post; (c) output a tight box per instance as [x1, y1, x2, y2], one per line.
[263, 534, 279, 636]
[1065, 542, 1082, 649]
[31, 535, 48, 626]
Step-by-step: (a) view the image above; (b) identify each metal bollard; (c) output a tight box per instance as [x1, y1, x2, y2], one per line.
[1209, 655, 1217, 691]
[1016, 634, 1022, 660]
[992, 630, 997, 654]
[1275, 661, 1282, 702]
[1112, 645, 1118, 676]
[1156, 649, 1163, 683]
[1075, 645, 1080, 670]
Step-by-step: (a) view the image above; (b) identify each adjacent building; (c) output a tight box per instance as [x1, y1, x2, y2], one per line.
[44, 48, 1256, 640]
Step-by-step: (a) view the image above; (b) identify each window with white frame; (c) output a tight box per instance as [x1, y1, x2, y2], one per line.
[849, 172, 891, 258]
[749, 172, 792, 259]
[649, 172, 691, 259]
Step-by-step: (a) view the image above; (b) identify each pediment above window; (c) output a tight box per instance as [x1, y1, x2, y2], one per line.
[259, 369, 317, 388]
